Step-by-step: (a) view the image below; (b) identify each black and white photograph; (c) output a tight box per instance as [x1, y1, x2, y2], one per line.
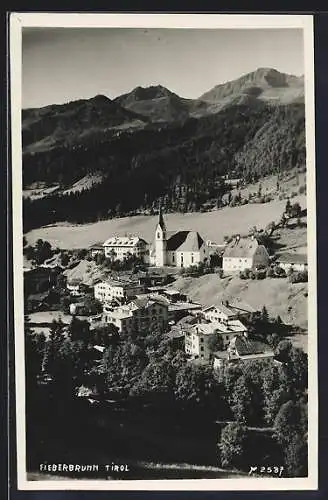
[10, 13, 317, 491]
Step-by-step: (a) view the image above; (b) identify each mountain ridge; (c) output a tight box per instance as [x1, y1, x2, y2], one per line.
[22, 67, 306, 230]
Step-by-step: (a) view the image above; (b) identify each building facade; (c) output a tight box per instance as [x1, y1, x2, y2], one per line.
[222, 236, 269, 272]
[94, 280, 144, 304]
[184, 323, 220, 360]
[275, 253, 308, 273]
[150, 209, 209, 268]
[103, 236, 149, 262]
[202, 301, 256, 323]
[102, 296, 168, 336]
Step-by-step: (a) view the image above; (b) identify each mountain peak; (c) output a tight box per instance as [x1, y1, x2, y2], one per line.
[199, 67, 303, 104]
[121, 84, 175, 103]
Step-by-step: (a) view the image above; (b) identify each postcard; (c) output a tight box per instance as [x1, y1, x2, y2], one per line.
[10, 12, 317, 491]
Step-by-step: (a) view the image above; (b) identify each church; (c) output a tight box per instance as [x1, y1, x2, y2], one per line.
[149, 209, 209, 268]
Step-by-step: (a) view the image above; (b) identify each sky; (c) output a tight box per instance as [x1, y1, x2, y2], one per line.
[22, 27, 304, 109]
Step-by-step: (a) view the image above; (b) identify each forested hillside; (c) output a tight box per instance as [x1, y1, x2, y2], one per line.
[22, 68, 306, 231]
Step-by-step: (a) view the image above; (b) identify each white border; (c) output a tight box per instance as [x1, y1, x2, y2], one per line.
[10, 13, 318, 491]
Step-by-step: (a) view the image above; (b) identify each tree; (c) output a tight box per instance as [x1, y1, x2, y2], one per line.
[261, 305, 269, 323]
[284, 432, 308, 477]
[25, 321, 46, 389]
[42, 319, 66, 379]
[174, 364, 221, 414]
[290, 202, 302, 218]
[130, 358, 175, 402]
[93, 323, 119, 347]
[285, 199, 292, 215]
[261, 363, 289, 425]
[231, 375, 256, 425]
[95, 252, 105, 266]
[218, 422, 248, 469]
[274, 399, 307, 446]
[265, 221, 276, 237]
[60, 252, 70, 267]
[68, 317, 91, 344]
[34, 239, 53, 265]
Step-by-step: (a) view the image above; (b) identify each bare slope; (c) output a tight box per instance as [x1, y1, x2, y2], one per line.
[25, 195, 306, 250]
[171, 273, 308, 332]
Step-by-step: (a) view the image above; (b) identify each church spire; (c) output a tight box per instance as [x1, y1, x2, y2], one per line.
[158, 204, 166, 231]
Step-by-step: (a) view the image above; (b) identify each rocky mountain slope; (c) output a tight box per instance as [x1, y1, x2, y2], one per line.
[22, 68, 306, 231]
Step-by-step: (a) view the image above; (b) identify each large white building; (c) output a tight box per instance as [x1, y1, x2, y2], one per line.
[184, 323, 219, 361]
[102, 295, 168, 336]
[222, 236, 269, 272]
[103, 236, 149, 262]
[149, 209, 209, 268]
[94, 279, 144, 304]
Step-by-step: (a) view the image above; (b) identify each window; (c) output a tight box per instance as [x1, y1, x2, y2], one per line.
[200, 346, 204, 352]
[200, 338, 204, 343]
[172, 254, 175, 262]
[157, 232, 160, 239]
[191, 255, 194, 264]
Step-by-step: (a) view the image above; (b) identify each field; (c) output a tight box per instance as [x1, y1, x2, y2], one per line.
[25, 195, 306, 249]
[171, 273, 308, 337]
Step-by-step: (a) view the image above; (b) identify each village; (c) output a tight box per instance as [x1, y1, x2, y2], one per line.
[24, 201, 308, 377]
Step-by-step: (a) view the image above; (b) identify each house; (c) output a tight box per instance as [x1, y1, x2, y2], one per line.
[165, 326, 185, 350]
[69, 302, 86, 315]
[89, 244, 105, 257]
[94, 279, 144, 304]
[214, 319, 248, 349]
[149, 208, 209, 268]
[103, 235, 149, 262]
[67, 278, 82, 296]
[213, 334, 275, 369]
[168, 301, 202, 322]
[222, 235, 269, 272]
[202, 300, 256, 323]
[162, 289, 187, 303]
[184, 322, 220, 361]
[275, 253, 308, 273]
[24, 266, 62, 295]
[102, 295, 168, 336]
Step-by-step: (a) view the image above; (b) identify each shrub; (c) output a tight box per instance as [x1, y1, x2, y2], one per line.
[288, 270, 308, 283]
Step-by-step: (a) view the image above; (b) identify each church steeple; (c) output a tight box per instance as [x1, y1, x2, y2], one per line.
[155, 204, 167, 267]
[158, 205, 166, 232]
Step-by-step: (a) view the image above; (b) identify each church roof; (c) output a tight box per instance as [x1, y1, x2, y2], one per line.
[167, 231, 204, 252]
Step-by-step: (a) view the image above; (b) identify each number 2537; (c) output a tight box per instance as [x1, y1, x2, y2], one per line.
[249, 466, 284, 476]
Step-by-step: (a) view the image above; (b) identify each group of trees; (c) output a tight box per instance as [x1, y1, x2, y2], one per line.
[25, 311, 308, 478]
[218, 344, 308, 476]
[23, 238, 55, 265]
[93, 251, 146, 273]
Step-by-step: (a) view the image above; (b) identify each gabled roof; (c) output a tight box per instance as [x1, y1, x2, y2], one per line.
[231, 336, 273, 356]
[277, 253, 307, 265]
[167, 231, 204, 252]
[103, 236, 147, 247]
[223, 237, 259, 258]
